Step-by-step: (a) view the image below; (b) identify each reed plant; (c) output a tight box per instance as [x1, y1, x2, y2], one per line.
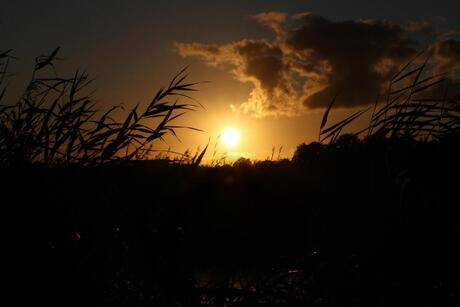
[0, 48, 205, 167]
[319, 51, 460, 143]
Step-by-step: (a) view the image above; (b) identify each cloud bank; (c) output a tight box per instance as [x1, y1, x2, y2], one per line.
[176, 12, 460, 117]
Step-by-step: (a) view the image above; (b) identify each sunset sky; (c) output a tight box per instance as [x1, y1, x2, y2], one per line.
[2, 0, 460, 160]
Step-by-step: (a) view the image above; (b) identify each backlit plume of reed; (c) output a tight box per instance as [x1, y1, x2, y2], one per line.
[319, 51, 460, 144]
[0, 48, 205, 167]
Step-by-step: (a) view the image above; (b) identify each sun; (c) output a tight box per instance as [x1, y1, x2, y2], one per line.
[221, 127, 240, 148]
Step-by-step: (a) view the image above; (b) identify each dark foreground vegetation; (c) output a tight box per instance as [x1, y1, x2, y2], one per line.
[2, 49, 460, 306]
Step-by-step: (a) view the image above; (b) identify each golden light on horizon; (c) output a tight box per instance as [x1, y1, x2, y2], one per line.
[221, 127, 240, 148]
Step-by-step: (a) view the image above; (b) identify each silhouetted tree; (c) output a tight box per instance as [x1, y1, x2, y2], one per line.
[292, 141, 325, 165]
[233, 157, 252, 168]
[334, 133, 361, 149]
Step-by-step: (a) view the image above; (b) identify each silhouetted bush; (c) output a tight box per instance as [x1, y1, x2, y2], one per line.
[233, 157, 252, 168]
[292, 141, 325, 165]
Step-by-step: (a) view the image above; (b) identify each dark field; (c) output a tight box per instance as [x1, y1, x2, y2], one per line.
[5, 135, 460, 306]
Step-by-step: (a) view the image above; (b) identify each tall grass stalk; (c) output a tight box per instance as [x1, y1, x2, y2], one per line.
[0, 48, 204, 167]
[319, 51, 460, 143]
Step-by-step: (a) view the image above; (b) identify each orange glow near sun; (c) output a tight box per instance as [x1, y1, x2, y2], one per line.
[221, 127, 240, 148]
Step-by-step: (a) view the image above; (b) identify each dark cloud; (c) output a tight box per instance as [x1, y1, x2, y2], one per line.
[436, 39, 460, 68]
[286, 13, 418, 108]
[434, 39, 460, 97]
[252, 12, 288, 34]
[234, 40, 284, 93]
[177, 12, 460, 117]
[177, 39, 300, 117]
